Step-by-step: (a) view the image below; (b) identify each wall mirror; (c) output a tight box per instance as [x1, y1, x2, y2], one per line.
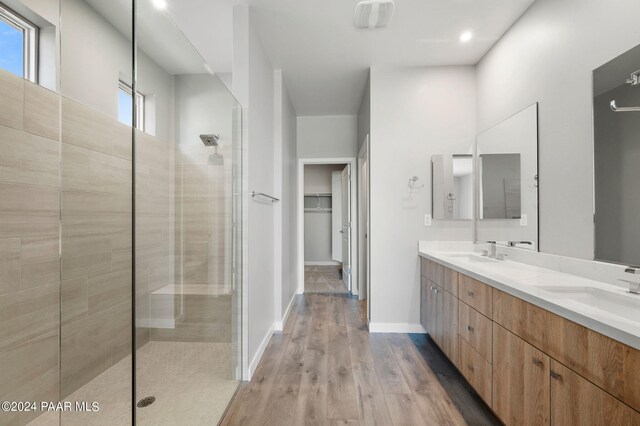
[476, 103, 539, 250]
[431, 154, 473, 220]
[593, 43, 640, 266]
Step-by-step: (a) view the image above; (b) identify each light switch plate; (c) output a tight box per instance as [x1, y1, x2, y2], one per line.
[520, 214, 528, 226]
[424, 214, 432, 226]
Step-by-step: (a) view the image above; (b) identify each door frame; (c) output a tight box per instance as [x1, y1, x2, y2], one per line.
[297, 157, 358, 295]
[358, 137, 371, 323]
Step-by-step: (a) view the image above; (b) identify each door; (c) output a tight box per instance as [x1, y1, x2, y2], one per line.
[550, 360, 640, 425]
[331, 171, 342, 262]
[341, 165, 351, 290]
[493, 323, 550, 425]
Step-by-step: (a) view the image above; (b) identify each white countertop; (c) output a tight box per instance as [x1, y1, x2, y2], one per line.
[419, 246, 640, 350]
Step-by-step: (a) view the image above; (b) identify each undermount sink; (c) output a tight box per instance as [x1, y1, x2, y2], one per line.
[537, 286, 640, 319]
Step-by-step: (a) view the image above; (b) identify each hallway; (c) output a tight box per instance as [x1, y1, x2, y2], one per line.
[221, 293, 499, 425]
[304, 266, 349, 294]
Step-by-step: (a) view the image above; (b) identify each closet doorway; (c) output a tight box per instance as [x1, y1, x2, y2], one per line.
[297, 158, 358, 295]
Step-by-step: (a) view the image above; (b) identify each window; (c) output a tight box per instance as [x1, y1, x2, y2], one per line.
[118, 80, 145, 131]
[0, 4, 37, 81]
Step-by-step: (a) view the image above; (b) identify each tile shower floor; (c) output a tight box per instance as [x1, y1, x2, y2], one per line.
[28, 341, 238, 426]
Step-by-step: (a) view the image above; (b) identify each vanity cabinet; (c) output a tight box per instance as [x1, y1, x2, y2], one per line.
[420, 260, 459, 365]
[550, 360, 640, 426]
[493, 323, 550, 425]
[419, 256, 640, 426]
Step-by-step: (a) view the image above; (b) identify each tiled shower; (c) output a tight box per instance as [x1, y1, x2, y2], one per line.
[0, 0, 243, 425]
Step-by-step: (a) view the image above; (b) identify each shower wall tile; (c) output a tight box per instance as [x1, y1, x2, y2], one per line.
[0, 69, 24, 130]
[113, 122, 133, 161]
[61, 233, 111, 280]
[60, 300, 131, 397]
[61, 276, 88, 326]
[0, 283, 59, 353]
[0, 238, 20, 295]
[24, 82, 60, 140]
[87, 268, 131, 315]
[0, 182, 60, 238]
[20, 236, 60, 288]
[61, 98, 115, 156]
[61, 142, 131, 194]
[0, 330, 59, 422]
[0, 125, 60, 187]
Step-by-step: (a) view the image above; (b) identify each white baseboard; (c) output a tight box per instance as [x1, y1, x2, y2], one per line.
[368, 322, 427, 334]
[275, 293, 297, 331]
[247, 322, 276, 380]
[304, 261, 341, 266]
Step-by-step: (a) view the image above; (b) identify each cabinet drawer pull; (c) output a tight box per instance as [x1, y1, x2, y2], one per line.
[550, 371, 562, 381]
[467, 325, 474, 333]
[532, 358, 544, 367]
[467, 290, 474, 297]
[467, 364, 474, 372]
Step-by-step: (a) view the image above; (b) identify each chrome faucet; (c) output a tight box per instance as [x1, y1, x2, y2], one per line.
[483, 241, 497, 258]
[507, 241, 533, 247]
[623, 267, 640, 295]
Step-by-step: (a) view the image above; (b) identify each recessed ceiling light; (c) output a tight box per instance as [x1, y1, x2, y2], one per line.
[459, 31, 473, 43]
[152, 0, 167, 10]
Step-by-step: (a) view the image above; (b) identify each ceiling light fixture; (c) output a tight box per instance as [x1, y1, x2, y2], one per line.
[354, 0, 395, 30]
[459, 31, 473, 43]
[152, 0, 167, 10]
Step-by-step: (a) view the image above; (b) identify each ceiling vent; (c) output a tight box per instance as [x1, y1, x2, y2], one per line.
[354, 0, 394, 30]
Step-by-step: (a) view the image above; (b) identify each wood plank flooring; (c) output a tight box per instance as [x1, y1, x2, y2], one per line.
[304, 266, 349, 293]
[221, 294, 500, 425]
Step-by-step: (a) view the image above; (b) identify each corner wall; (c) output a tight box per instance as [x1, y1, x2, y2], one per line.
[369, 66, 476, 330]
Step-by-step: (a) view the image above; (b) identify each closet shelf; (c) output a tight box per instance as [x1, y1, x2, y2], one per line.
[304, 208, 333, 213]
[304, 193, 332, 197]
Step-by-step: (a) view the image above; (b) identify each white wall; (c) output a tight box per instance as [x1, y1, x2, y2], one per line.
[59, 0, 173, 141]
[297, 115, 358, 159]
[369, 66, 476, 330]
[357, 72, 370, 151]
[476, 0, 640, 259]
[279, 71, 298, 321]
[233, 4, 279, 378]
[304, 164, 345, 193]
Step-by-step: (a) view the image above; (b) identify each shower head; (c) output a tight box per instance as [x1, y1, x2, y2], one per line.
[200, 134, 220, 146]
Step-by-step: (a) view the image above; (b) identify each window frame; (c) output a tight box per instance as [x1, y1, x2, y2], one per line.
[118, 80, 145, 131]
[0, 3, 38, 82]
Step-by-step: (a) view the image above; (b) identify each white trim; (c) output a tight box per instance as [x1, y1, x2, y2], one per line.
[358, 137, 371, 321]
[298, 157, 358, 297]
[368, 322, 426, 334]
[304, 261, 341, 266]
[275, 293, 296, 331]
[247, 322, 276, 380]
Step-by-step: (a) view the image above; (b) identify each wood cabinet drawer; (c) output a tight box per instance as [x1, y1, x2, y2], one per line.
[459, 336, 492, 405]
[421, 258, 444, 287]
[494, 288, 640, 412]
[459, 274, 492, 317]
[459, 301, 492, 363]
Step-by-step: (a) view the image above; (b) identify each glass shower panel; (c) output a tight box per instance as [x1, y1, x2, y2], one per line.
[134, 1, 242, 424]
[59, 0, 134, 424]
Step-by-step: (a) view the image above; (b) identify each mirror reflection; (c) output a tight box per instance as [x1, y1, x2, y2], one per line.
[476, 103, 538, 250]
[479, 153, 521, 220]
[431, 154, 473, 220]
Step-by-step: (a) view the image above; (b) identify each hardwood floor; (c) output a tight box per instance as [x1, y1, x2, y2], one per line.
[221, 294, 500, 426]
[304, 266, 349, 293]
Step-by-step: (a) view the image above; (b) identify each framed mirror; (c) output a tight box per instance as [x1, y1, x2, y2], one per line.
[593, 44, 640, 266]
[476, 103, 539, 250]
[431, 154, 473, 220]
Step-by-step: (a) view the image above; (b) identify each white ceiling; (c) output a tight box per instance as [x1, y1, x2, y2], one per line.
[164, 0, 536, 115]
